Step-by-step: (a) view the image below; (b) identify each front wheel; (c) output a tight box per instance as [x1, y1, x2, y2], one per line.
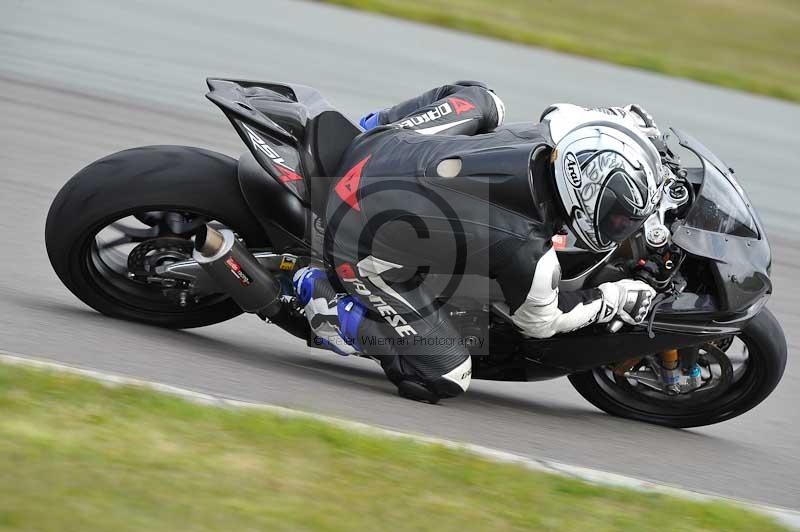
[568, 308, 787, 428]
[46, 145, 269, 329]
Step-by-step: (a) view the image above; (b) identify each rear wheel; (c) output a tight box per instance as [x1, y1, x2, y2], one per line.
[568, 308, 787, 428]
[46, 146, 269, 328]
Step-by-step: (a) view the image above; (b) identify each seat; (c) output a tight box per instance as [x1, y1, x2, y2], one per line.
[304, 110, 362, 216]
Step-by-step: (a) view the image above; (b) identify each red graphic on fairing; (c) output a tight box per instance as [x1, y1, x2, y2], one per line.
[335, 155, 371, 211]
[240, 123, 304, 183]
[274, 163, 303, 183]
[448, 97, 475, 115]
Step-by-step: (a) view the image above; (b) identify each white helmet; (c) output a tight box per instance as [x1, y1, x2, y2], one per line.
[547, 108, 665, 252]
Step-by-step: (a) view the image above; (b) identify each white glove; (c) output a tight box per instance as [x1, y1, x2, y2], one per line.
[598, 280, 656, 325]
[587, 104, 662, 140]
[623, 104, 661, 139]
[542, 103, 663, 152]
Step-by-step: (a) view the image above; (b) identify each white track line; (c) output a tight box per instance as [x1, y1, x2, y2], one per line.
[1, 350, 798, 530]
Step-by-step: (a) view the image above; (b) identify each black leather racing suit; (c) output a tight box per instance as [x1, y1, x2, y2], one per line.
[297, 82, 605, 401]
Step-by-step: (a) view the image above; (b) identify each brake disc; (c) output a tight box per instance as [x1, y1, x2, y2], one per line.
[613, 343, 734, 409]
[127, 237, 194, 276]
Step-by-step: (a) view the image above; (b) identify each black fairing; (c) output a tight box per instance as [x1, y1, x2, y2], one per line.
[237, 152, 307, 251]
[472, 321, 729, 382]
[525, 328, 727, 374]
[669, 127, 772, 314]
[207, 79, 310, 202]
[670, 227, 771, 312]
[206, 78, 360, 215]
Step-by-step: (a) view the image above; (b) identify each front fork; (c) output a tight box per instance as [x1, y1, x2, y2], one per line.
[615, 348, 703, 394]
[659, 349, 682, 394]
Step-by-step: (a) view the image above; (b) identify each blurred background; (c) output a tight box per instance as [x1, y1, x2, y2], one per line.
[1, 0, 798, 521]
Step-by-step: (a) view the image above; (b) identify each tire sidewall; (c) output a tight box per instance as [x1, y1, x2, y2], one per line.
[46, 146, 269, 328]
[568, 308, 787, 428]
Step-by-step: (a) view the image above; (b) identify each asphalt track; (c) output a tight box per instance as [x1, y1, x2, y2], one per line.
[1, 0, 799, 510]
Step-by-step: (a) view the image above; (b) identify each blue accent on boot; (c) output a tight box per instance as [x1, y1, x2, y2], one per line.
[337, 296, 367, 351]
[359, 110, 382, 131]
[293, 267, 327, 306]
[688, 364, 701, 378]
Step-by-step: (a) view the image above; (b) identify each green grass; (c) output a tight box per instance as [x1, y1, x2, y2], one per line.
[0, 363, 788, 531]
[320, 0, 800, 102]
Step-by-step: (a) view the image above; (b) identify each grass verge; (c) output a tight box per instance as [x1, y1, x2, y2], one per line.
[0, 363, 788, 531]
[319, 0, 800, 103]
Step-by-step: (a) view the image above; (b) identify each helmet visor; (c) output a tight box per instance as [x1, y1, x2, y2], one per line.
[595, 183, 648, 245]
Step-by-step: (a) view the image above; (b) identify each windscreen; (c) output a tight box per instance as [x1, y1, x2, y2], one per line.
[684, 163, 759, 238]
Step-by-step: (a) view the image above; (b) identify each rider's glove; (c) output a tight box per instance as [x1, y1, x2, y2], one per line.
[597, 279, 656, 325]
[541, 103, 664, 152]
[623, 104, 661, 140]
[585, 104, 670, 179]
[585, 104, 662, 140]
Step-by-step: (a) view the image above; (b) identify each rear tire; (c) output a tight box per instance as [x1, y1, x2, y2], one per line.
[46, 145, 268, 328]
[568, 308, 787, 428]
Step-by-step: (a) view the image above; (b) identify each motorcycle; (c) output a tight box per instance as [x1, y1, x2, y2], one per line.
[45, 78, 787, 427]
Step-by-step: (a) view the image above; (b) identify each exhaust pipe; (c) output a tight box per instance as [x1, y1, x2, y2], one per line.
[193, 225, 281, 317]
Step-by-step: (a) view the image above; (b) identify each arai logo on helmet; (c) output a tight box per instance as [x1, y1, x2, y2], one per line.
[563, 152, 582, 187]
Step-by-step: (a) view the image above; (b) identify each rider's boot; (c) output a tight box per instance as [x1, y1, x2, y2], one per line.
[377, 354, 469, 404]
[293, 267, 363, 355]
[372, 314, 473, 404]
[293, 266, 472, 403]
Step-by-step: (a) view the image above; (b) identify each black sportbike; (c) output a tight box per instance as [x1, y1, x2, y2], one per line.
[45, 79, 786, 427]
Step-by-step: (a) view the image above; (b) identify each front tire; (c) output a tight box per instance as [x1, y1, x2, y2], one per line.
[568, 308, 787, 428]
[46, 145, 268, 328]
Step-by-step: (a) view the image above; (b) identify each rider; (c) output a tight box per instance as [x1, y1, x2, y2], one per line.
[293, 81, 663, 403]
